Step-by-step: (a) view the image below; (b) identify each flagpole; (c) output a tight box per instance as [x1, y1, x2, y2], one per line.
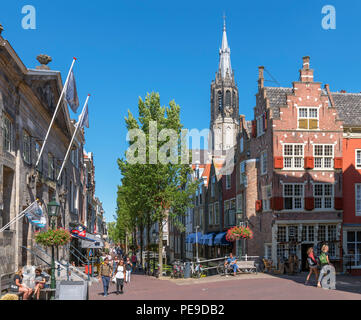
[0, 201, 37, 233]
[35, 57, 77, 168]
[56, 94, 90, 182]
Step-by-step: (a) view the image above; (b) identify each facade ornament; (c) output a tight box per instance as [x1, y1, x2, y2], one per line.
[36, 54, 52, 70]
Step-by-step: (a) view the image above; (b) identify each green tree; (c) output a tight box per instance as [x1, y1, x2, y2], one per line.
[117, 92, 197, 276]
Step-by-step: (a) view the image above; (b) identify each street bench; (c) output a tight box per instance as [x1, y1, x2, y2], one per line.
[39, 287, 56, 300]
[236, 260, 257, 274]
[0, 273, 23, 300]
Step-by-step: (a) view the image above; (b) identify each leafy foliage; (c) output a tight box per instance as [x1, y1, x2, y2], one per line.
[35, 228, 72, 247]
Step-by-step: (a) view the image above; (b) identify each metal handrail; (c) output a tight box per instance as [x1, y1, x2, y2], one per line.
[69, 244, 92, 280]
[21, 246, 51, 267]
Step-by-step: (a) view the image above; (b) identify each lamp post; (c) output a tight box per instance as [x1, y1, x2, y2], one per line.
[195, 226, 200, 263]
[47, 196, 60, 294]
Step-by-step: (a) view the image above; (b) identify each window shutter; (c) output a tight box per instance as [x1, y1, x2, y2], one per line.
[256, 200, 262, 212]
[334, 197, 343, 210]
[298, 119, 308, 129]
[309, 119, 318, 130]
[274, 156, 284, 169]
[334, 157, 343, 169]
[271, 197, 284, 211]
[252, 120, 257, 138]
[305, 197, 315, 211]
[304, 157, 314, 169]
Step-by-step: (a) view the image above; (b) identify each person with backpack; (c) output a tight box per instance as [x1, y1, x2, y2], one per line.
[317, 245, 332, 288]
[131, 253, 137, 272]
[305, 247, 319, 286]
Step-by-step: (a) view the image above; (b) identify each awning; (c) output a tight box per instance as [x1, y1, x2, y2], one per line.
[200, 233, 215, 246]
[80, 233, 104, 249]
[185, 232, 203, 244]
[213, 232, 231, 246]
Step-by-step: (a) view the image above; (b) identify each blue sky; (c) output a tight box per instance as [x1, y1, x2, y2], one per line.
[2, 0, 361, 222]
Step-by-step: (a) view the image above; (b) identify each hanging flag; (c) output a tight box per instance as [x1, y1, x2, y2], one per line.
[78, 102, 89, 128]
[65, 70, 79, 113]
[25, 201, 46, 229]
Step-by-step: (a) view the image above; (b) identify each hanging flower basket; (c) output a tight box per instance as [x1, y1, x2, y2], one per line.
[35, 228, 72, 247]
[226, 226, 254, 242]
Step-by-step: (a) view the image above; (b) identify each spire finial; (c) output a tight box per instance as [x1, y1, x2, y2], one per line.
[223, 12, 226, 31]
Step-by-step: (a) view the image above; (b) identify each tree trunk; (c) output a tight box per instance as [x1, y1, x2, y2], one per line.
[140, 222, 144, 266]
[125, 231, 128, 254]
[147, 218, 150, 273]
[158, 218, 163, 278]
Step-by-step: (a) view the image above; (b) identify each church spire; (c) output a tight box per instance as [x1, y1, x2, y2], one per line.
[219, 16, 232, 79]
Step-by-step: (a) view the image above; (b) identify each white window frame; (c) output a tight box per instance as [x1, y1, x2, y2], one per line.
[256, 116, 264, 137]
[356, 150, 361, 169]
[283, 183, 304, 210]
[314, 183, 334, 210]
[297, 106, 319, 130]
[261, 151, 267, 175]
[313, 144, 334, 170]
[346, 230, 361, 268]
[283, 143, 304, 170]
[356, 184, 361, 217]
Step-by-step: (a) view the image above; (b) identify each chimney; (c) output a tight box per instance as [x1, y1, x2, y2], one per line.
[0, 24, 3, 36]
[300, 56, 314, 82]
[36, 54, 52, 70]
[258, 66, 264, 89]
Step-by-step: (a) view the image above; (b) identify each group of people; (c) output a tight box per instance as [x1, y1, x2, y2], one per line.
[306, 244, 333, 288]
[98, 249, 138, 297]
[8, 267, 47, 300]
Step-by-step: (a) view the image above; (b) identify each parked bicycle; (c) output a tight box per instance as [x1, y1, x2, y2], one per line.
[171, 261, 184, 279]
[191, 262, 207, 278]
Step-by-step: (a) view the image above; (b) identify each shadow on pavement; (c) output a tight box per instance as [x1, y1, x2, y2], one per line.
[266, 271, 361, 295]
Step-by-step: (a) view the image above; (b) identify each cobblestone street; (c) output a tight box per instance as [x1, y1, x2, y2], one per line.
[89, 273, 361, 300]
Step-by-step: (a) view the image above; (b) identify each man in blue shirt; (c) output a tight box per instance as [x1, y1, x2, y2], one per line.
[224, 253, 240, 276]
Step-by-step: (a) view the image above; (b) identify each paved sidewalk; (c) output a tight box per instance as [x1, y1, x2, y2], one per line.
[89, 272, 361, 300]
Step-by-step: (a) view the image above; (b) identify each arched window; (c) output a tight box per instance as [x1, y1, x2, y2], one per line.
[226, 90, 231, 107]
[218, 91, 223, 111]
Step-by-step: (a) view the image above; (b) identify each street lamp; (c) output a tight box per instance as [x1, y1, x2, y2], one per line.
[47, 196, 60, 294]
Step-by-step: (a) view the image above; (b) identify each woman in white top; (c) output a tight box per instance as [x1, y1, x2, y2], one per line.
[115, 260, 126, 294]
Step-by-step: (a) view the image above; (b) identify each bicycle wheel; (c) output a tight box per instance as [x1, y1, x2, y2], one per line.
[217, 263, 225, 275]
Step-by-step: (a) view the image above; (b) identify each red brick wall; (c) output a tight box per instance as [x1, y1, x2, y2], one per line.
[343, 138, 361, 224]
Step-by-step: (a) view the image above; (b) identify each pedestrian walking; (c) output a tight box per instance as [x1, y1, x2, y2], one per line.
[131, 253, 137, 272]
[98, 257, 112, 297]
[112, 256, 119, 275]
[305, 247, 319, 286]
[317, 245, 332, 288]
[115, 260, 126, 295]
[125, 257, 132, 284]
